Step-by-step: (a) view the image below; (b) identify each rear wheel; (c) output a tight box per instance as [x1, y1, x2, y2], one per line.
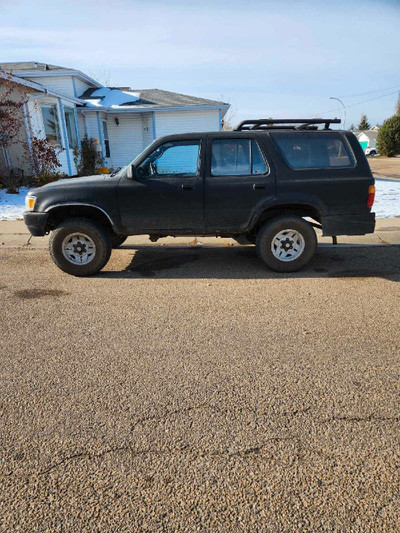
[49, 218, 112, 276]
[256, 215, 317, 272]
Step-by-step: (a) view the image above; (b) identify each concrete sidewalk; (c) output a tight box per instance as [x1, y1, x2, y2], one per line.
[1, 218, 400, 249]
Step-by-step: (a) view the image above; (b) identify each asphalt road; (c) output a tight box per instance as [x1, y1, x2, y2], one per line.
[0, 243, 399, 532]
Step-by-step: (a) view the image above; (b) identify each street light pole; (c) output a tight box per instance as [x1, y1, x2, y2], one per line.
[329, 97, 346, 129]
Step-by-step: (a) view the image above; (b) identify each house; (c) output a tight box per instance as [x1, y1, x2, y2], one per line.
[0, 61, 230, 178]
[356, 130, 378, 152]
[0, 68, 84, 178]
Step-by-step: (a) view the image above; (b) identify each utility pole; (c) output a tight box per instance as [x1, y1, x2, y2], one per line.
[329, 97, 346, 129]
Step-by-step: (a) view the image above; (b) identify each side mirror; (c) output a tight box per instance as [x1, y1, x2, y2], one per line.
[126, 165, 134, 179]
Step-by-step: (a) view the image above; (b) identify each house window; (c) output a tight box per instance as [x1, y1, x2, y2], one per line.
[64, 107, 78, 150]
[40, 104, 61, 146]
[102, 120, 110, 158]
[211, 139, 268, 176]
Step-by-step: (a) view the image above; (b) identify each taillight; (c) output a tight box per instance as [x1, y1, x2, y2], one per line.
[367, 185, 375, 208]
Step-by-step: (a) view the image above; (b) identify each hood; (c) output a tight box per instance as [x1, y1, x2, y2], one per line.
[29, 175, 114, 195]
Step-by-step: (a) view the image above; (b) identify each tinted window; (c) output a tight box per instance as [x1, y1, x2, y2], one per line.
[138, 140, 200, 178]
[272, 133, 355, 169]
[211, 139, 267, 176]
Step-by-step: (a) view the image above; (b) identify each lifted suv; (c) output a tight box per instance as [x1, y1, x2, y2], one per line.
[24, 118, 375, 276]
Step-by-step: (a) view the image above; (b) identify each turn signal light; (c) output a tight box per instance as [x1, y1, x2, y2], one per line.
[25, 195, 37, 211]
[367, 185, 375, 208]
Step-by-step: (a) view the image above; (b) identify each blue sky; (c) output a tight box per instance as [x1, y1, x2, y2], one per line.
[1, 0, 399, 128]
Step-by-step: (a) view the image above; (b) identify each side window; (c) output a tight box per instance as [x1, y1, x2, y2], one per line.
[271, 133, 355, 169]
[137, 140, 200, 178]
[211, 139, 268, 176]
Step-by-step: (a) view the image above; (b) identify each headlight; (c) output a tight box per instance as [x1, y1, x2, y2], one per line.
[25, 195, 37, 211]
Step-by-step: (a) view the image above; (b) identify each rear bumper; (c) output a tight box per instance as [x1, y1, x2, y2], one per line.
[322, 212, 375, 236]
[23, 212, 48, 236]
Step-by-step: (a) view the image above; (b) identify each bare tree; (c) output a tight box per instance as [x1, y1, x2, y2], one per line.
[87, 69, 112, 87]
[220, 98, 237, 131]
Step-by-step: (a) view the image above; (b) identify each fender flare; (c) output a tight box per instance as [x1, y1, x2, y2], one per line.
[44, 202, 117, 228]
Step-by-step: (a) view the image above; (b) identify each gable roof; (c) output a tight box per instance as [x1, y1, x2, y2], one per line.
[0, 61, 71, 72]
[0, 61, 102, 88]
[79, 86, 229, 111]
[0, 70, 84, 105]
[356, 130, 378, 141]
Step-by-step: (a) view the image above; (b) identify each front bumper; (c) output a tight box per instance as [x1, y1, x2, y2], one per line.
[322, 212, 375, 236]
[23, 211, 48, 236]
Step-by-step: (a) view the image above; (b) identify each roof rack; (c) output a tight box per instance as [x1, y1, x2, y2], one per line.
[234, 118, 341, 131]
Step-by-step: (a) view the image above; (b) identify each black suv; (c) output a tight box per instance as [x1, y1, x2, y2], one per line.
[24, 118, 375, 276]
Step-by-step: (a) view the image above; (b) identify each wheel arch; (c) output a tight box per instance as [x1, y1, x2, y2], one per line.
[44, 203, 116, 233]
[251, 203, 322, 234]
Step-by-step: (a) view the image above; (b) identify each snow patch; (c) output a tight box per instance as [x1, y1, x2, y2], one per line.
[84, 87, 140, 109]
[0, 187, 29, 220]
[374, 179, 400, 218]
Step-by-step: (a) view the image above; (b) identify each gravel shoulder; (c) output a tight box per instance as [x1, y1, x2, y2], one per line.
[0, 240, 399, 531]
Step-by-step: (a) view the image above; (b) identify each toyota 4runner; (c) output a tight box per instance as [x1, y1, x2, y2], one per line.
[24, 118, 376, 276]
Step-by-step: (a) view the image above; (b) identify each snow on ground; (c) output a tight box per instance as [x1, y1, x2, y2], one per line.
[374, 179, 400, 218]
[0, 187, 29, 220]
[0, 180, 400, 221]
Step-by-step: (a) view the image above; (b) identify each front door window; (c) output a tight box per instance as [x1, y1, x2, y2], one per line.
[136, 140, 201, 178]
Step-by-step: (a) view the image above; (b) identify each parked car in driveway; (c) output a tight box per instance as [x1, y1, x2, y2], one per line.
[24, 118, 375, 276]
[365, 147, 378, 157]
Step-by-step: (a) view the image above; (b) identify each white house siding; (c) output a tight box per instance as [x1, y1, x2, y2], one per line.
[142, 113, 154, 148]
[81, 112, 102, 141]
[106, 114, 146, 168]
[357, 132, 377, 150]
[25, 75, 76, 98]
[76, 112, 106, 168]
[154, 109, 220, 137]
[77, 114, 86, 137]
[73, 78, 94, 98]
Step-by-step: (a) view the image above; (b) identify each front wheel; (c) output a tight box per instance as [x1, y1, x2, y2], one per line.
[256, 216, 317, 272]
[49, 218, 112, 276]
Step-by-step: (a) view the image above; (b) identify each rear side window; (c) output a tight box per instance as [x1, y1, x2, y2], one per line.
[271, 132, 355, 169]
[211, 139, 268, 176]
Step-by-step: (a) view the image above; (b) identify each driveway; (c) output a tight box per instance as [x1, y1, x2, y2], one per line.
[0, 240, 399, 531]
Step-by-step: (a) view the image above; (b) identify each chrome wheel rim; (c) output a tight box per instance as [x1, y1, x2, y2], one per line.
[62, 233, 96, 265]
[271, 229, 305, 262]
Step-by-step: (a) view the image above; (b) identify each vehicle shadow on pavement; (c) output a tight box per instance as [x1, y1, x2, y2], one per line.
[98, 244, 400, 281]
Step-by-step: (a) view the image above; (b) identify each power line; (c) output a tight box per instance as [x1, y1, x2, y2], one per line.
[315, 89, 399, 117]
[338, 84, 400, 99]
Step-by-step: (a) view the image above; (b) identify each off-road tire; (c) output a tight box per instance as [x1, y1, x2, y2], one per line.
[256, 215, 317, 272]
[110, 235, 127, 248]
[49, 218, 112, 276]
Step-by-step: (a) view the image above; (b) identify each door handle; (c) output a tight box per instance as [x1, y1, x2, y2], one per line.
[182, 184, 194, 191]
[253, 184, 266, 190]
